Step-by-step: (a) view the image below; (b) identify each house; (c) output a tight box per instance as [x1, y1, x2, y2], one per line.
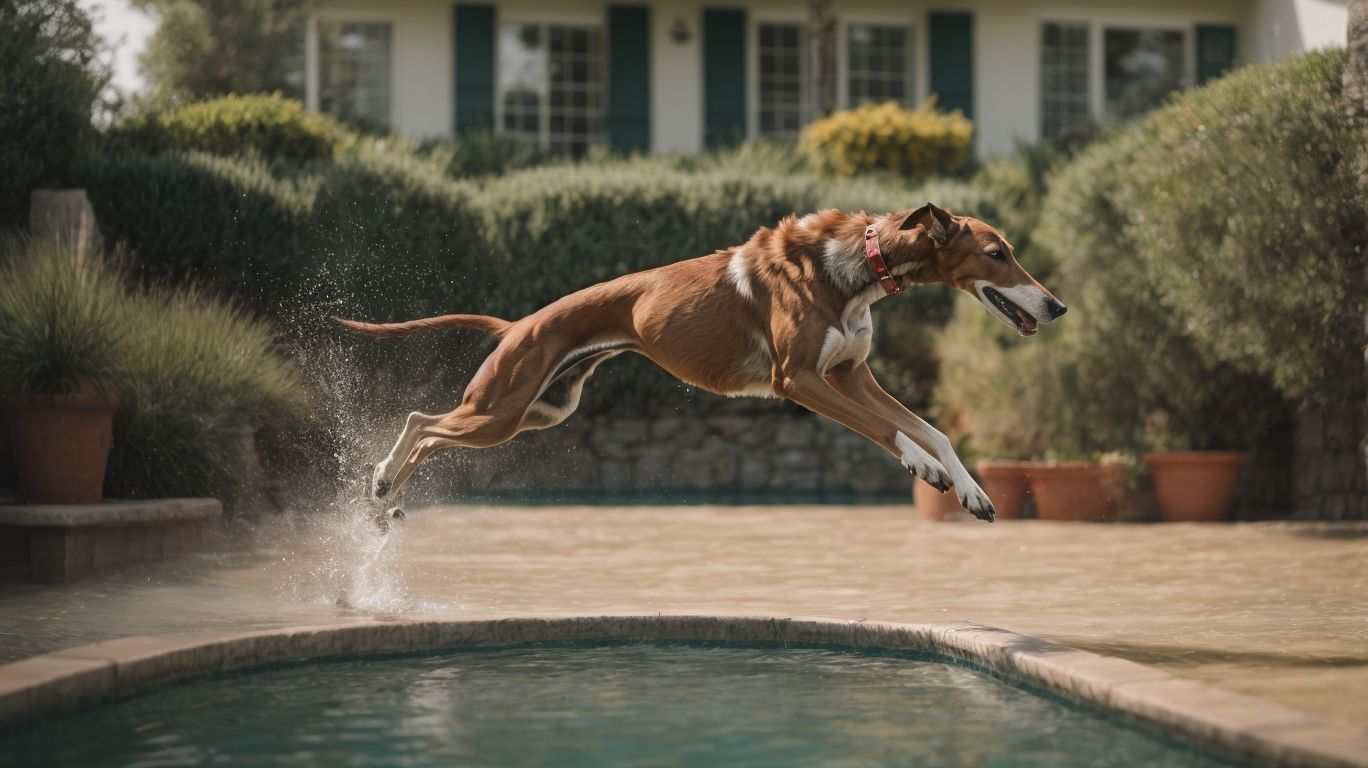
[302, 0, 1348, 156]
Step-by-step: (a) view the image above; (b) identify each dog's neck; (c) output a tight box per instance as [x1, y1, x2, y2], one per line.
[808, 211, 940, 298]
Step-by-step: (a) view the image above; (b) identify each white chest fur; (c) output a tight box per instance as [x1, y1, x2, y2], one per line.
[816, 286, 881, 374]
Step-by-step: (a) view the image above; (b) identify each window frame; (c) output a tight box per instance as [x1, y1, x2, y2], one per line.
[749, 13, 809, 140]
[494, 17, 607, 155]
[1099, 24, 1189, 120]
[306, 11, 395, 126]
[842, 20, 916, 109]
[1039, 20, 1091, 140]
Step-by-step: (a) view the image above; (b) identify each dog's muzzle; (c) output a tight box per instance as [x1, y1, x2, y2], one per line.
[974, 281, 1062, 337]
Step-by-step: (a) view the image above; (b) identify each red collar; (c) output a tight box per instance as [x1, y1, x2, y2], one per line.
[864, 226, 903, 295]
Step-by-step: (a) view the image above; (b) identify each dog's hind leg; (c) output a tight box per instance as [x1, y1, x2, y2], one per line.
[372, 411, 442, 499]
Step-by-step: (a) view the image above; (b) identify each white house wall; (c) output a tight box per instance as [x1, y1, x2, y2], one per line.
[309, 0, 1339, 156]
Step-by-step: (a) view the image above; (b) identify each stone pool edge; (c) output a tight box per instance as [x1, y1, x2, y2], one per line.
[1, 614, 1364, 768]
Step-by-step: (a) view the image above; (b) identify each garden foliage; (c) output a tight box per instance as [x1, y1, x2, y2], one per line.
[935, 49, 1359, 458]
[0, 0, 107, 227]
[79, 136, 974, 415]
[109, 93, 342, 161]
[801, 100, 973, 178]
[0, 236, 297, 500]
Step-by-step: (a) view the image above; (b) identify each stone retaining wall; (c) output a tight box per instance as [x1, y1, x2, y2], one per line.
[1293, 385, 1368, 520]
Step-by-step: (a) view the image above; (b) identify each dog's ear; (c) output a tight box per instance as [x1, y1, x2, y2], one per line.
[898, 202, 958, 244]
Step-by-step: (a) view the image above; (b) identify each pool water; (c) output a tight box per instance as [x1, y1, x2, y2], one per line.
[3, 643, 1230, 767]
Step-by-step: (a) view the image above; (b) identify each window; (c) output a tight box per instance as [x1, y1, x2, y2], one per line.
[758, 22, 806, 138]
[847, 24, 911, 107]
[499, 23, 605, 156]
[317, 20, 391, 127]
[1040, 23, 1089, 139]
[1104, 28, 1185, 118]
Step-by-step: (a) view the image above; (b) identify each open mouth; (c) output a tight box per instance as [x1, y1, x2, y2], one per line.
[982, 286, 1038, 336]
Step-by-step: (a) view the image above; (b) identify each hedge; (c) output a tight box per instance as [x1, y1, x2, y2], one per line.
[108, 93, 345, 162]
[934, 50, 1357, 459]
[80, 143, 981, 416]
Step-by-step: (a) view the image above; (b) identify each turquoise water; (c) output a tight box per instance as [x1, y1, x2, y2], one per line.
[3, 643, 1231, 767]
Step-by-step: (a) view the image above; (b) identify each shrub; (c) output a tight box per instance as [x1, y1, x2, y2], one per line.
[420, 132, 549, 179]
[108, 93, 344, 161]
[801, 100, 973, 178]
[0, 0, 106, 227]
[106, 286, 298, 500]
[0, 235, 125, 395]
[932, 54, 1340, 459]
[1121, 48, 1366, 405]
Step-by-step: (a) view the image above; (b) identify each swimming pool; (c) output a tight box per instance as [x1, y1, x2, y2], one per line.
[3, 642, 1230, 767]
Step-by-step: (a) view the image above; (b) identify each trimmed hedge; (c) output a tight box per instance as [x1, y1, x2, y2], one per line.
[108, 93, 345, 162]
[934, 50, 1357, 458]
[79, 143, 984, 415]
[801, 101, 973, 178]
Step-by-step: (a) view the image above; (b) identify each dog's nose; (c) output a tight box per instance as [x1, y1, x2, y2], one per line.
[1045, 298, 1068, 319]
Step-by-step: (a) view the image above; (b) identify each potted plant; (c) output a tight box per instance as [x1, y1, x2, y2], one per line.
[1141, 410, 1255, 522]
[913, 480, 968, 521]
[1025, 455, 1128, 522]
[974, 458, 1032, 520]
[0, 236, 125, 504]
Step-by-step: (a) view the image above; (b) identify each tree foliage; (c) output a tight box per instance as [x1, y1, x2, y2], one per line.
[132, 0, 307, 105]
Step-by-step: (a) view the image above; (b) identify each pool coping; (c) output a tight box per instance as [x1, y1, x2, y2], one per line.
[1, 614, 1364, 767]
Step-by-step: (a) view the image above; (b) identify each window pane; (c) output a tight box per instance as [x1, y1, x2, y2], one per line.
[847, 23, 912, 108]
[758, 22, 807, 139]
[1040, 22, 1090, 139]
[546, 24, 604, 156]
[1104, 28, 1185, 118]
[499, 23, 545, 143]
[317, 20, 392, 127]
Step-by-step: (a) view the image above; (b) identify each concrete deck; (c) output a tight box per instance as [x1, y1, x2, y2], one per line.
[0, 505, 1365, 761]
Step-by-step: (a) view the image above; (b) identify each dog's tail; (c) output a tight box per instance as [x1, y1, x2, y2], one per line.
[333, 313, 512, 338]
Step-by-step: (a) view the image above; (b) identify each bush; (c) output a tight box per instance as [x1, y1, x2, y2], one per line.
[420, 132, 549, 179]
[0, 0, 106, 227]
[801, 100, 973, 178]
[0, 235, 297, 499]
[1121, 48, 1366, 405]
[108, 93, 344, 161]
[80, 144, 965, 415]
[932, 54, 1351, 459]
[106, 286, 298, 500]
[0, 236, 126, 395]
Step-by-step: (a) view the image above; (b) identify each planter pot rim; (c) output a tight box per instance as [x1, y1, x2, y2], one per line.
[3, 380, 118, 411]
[1144, 451, 1248, 466]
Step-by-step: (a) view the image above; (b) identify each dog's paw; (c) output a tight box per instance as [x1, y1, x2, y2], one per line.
[371, 460, 392, 499]
[895, 432, 952, 492]
[958, 484, 996, 523]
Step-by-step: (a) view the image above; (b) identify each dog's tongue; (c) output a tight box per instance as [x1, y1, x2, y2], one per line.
[1014, 307, 1038, 335]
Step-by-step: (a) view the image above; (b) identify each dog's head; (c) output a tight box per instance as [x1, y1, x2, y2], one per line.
[900, 203, 1066, 337]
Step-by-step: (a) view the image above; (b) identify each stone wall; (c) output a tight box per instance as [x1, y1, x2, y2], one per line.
[1292, 387, 1368, 520]
[419, 407, 913, 503]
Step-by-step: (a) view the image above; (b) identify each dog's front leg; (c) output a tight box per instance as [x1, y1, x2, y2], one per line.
[773, 369, 953, 492]
[827, 364, 995, 521]
[372, 411, 441, 499]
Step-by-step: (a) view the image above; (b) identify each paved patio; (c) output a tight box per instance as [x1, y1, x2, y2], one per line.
[1, 505, 1365, 728]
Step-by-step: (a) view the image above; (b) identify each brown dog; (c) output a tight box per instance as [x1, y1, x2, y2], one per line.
[339, 203, 1065, 521]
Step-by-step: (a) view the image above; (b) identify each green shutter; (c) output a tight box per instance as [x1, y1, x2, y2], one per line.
[454, 4, 495, 135]
[928, 12, 974, 119]
[608, 5, 651, 152]
[1196, 25, 1237, 85]
[703, 8, 747, 148]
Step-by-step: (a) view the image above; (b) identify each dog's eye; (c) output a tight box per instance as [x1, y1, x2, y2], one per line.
[986, 249, 1005, 261]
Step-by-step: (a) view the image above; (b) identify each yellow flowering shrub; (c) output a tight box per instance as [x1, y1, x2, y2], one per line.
[800, 100, 973, 178]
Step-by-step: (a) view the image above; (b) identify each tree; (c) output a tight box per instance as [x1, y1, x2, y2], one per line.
[133, 0, 308, 105]
[0, 0, 107, 227]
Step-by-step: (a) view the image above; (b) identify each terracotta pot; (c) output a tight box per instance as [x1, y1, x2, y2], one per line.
[1024, 463, 1125, 522]
[3, 381, 117, 504]
[913, 480, 966, 521]
[1144, 451, 1247, 522]
[974, 460, 1031, 520]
